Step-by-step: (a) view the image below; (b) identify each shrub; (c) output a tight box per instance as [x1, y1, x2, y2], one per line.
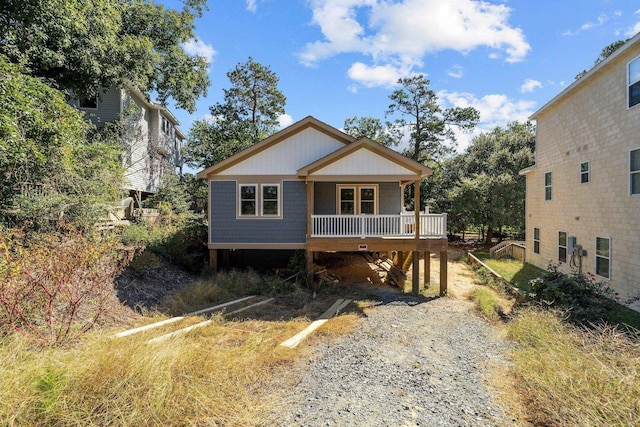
[527, 261, 617, 323]
[0, 229, 133, 345]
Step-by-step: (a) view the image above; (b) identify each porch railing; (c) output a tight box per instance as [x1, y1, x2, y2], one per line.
[311, 214, 447, 238]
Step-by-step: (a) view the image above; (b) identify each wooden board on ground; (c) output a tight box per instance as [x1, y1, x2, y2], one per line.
[279, 299, 351, 349]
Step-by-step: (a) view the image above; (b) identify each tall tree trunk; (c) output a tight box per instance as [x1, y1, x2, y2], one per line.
[485, 226, 493, 246]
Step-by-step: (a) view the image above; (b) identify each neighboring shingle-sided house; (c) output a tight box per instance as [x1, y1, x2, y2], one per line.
[71, 82, 185, 204]
[521, 33, 640, 305]
[197, 116, 449, 293]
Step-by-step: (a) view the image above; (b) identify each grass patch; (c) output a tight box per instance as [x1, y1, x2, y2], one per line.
[507, 308, 640, 426]
[473, 251, 544, 291]
[0, 271, 365, 426]
[468, 287, 502, 320]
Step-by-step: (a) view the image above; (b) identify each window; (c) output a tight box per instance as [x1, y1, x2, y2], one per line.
[239, 185, 257, 216]
[631, 148, 640, 195]
[544, 172, 552, 200]
[595, 237, 611, 279]
[580, 161, 590, 184]
[629, 56, 640, 108]
[261, 184, 279, 216]
[79, 96, 98, 109]
[238, 184, 280, 218]
[339, 187, 355, 214]
[338, 185, 377, 215]
[558, 231, 567, 263]
[533, 227, 540, 254]
[161, 117, 172, 135]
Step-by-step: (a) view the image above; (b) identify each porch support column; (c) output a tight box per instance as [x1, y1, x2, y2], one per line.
[222, 250, 230, 269]
[306, 181, 313, 239]
[439, 250, 448, 296]
[412, 251, 420, 295]
[414, 179, 420, 239]
[423, 251, 430, 286]
[209, 249, 218, 273]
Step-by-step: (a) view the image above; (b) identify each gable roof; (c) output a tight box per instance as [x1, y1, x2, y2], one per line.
[196, 116, 355, 179]
[297, 137, 432, 181]
[531, 32, 640, 120]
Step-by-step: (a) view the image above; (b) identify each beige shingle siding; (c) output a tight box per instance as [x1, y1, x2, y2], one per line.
[525, 39, 640, 301]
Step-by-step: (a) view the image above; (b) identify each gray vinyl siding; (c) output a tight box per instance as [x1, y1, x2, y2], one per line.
[210, 180, 307, 244]
[313, 182, 401, 214]
[79, 86, 121, 126]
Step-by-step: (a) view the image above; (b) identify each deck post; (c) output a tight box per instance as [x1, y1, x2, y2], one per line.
[439, 250, 448, 296]
[414, 180, 421, 239]
[209, 249, 218, 273]
[412, 251, 420, 295]
[306, 249, 314, 285]
[423, 251, 430, 286]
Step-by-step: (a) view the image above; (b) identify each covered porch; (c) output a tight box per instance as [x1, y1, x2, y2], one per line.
[298, 138, 449, 295]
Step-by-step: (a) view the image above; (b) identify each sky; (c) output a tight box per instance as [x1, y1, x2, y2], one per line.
[158, 0, 640, 158]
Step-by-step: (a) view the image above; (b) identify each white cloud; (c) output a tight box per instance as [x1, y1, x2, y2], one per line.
[448, 65, 464, 79]
[246, 0, 266, 12]
[520, 78, 542, 93]
[438, 90, 537, 151]
[347, 62, 409, 87]
[564, 13, 610, 36]
[183, 39, 217, 64]
[300, 0, 530, 86]
[625, 21, 640, 37]
[278, 113, 294, 128]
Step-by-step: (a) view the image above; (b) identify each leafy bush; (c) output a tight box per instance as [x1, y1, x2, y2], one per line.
[0, 229, 133, 345]
[527, 261, 617, 323]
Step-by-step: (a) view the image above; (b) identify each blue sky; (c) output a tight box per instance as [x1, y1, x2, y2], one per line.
[160, 0, 640, 154]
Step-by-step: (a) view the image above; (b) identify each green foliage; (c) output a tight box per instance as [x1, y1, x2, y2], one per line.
[0, 0, 209, 112]
[575, 39, 627, 80]
[343, 116, 392, 145]
[385, 75, 480, 164]
[527, 261, 618, 323]
[185, 57, 286, 169]
[469, 287, 501, 320]
[0, 56, 124, 231]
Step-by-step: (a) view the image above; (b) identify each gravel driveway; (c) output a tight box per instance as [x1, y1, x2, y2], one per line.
[273, 289, 514, 426]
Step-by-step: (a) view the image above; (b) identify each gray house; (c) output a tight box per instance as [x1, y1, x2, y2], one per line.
[71, 82, 185, 205]
[197, 116, 449, 292]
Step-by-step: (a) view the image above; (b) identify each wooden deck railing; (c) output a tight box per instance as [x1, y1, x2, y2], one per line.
[311, 214, 447, 238]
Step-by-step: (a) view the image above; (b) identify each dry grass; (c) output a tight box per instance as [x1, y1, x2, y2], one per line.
[507, 308, 640, 426]
[0, 270, 367, 426]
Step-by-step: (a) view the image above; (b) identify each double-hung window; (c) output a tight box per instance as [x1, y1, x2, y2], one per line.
[595, 237, 611, 279]
[239, 184, 280, 217]
[558, 231, 567, 263]
[544, 172, 552, 201]
[629, 56, 640, 108]
[533, 227, 540, 254]
[631, 148, 640, 195]
[580, 161, 590, 184]
[338, 185, 377, 215]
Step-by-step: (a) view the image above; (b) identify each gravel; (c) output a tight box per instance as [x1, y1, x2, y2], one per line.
[273, 289, 514, 426]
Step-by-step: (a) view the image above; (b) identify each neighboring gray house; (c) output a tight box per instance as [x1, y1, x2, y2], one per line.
[71, 82, 185, 205]
[197, 116, 450, 293]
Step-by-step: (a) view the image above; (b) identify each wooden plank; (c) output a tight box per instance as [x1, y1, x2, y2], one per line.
[440, 250, 448, 296]
[424, 251, 431, 286]
[412, 250, 420, 295]
[147, 298, 275, 343]
[280, 299, 352, 348]
[209, 249, 218, 272]
[112, 295, 256, 338]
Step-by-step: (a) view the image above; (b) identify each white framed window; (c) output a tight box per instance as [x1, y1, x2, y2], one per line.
[533, 227, 540, 254]
[239, 184, 257, 216]
[238, 183, 281, 218]
[261, 184, 279, 216]
[580, 161, 590, 184]
[631, 148, 640, 195]
[628, 56, 640, 108]
[337, 185, 378, 215]
[544, 171, 552, 201]
[558, 231, 567, 263]
[595, 236, 611, 279]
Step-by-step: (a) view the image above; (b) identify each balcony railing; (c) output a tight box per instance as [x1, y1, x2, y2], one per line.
[311, 214, 447, 239]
